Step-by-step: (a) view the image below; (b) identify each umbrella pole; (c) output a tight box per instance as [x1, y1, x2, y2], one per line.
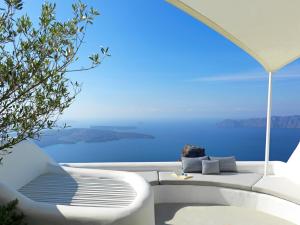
[264, 71, 273, 176]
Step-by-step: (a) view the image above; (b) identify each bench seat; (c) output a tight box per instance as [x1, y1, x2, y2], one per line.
[19, 173, 137, 208]
[159, 172, 262, 191]
[135, 171, 159, 185]
[252, 175, 300, 205]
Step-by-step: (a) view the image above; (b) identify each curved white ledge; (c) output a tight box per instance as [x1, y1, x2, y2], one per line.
[1, 141, 300, 225]
[0, 167, 155, 225]
[154, 185, 300, 224]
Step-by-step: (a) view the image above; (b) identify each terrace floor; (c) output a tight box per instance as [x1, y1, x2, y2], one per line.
[155, 203, 294, 225]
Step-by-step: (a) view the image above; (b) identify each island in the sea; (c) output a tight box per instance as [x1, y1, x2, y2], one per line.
[217, 115, 300, 129]
[90, 125, 136, 130]
[35, 126, 154, 147]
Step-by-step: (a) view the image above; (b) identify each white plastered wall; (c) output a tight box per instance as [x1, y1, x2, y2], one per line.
[0, 140, 55, 189]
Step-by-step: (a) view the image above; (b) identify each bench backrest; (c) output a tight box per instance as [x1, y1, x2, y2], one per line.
[286, 142, 300, 184]
[0, 141, 55, 189]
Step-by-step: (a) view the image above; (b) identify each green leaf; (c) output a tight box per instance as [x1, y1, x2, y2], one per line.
[0, 0, 108, 155]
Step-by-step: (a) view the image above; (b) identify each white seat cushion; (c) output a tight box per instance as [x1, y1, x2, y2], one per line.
[252, 175, 300, 205]
[135, 171, 159, 185]
[159, 172, 262, 191]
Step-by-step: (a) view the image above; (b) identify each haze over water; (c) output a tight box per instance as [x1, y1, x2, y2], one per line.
[42, 119, 300, 163]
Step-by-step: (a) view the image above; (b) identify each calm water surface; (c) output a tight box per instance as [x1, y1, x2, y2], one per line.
[42, 120, 300, 163]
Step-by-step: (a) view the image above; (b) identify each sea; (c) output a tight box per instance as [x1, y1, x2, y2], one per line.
[42, 119, 300, 163]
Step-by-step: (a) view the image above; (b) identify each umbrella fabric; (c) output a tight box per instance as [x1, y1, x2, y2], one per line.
[167, 0, 300, 72]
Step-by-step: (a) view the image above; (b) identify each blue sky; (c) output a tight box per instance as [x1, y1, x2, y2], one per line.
[25, 0, 300, 120]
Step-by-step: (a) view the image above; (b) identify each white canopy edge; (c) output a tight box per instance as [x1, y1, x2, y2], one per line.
[166, 0, 300, 72]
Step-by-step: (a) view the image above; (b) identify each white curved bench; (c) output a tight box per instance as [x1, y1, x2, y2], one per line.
[156, 142, 300, 224]
[158, 171, 262, 190]
[0, 141, 155, 225]
[2, 140, 300, 224]
[253, 175, 300, 205]
[154, 185, 300, 224]
[251, 142, 300, 205]
[66, 142, 300, 224]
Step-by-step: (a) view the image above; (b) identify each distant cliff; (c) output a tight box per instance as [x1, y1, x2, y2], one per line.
[217, 115, 300, 128]
[90, 126, 136, 130]
[35, 127, 154, 147]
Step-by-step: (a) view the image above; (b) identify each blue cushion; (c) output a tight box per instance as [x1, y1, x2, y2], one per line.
[182, 156, 209, 173]
[210, 156, 237, 172]
[202, 160, 220, 175]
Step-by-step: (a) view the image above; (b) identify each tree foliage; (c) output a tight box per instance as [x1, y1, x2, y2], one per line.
[0, 199, 26, 225]
[0, 0, 109, 155]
